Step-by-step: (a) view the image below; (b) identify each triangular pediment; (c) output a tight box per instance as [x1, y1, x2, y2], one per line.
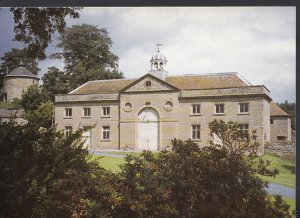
[120, 74, 179, 93]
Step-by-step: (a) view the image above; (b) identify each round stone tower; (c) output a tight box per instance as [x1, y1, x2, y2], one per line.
[149, 44, 168, 80]
[2, 62, 39, 102]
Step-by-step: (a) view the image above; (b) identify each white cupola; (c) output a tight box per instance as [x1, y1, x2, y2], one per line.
[149, 44, 168, 80]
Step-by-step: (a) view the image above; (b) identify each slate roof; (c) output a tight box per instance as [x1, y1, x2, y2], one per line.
[270, 101, 290, 117]
[5, 63, 38, 79]
[69, 73, 250, 95]
[165, 73, 249, 90]
[69, 79, 135, 94]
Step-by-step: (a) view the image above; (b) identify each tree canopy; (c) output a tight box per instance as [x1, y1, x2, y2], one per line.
[10, 7, 81, 60]
[43, 24, 123, 95]
[0, 48, 40, 74]
[51, 24, 119, 71]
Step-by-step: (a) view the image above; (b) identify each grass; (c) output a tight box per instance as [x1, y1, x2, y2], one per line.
[254, 153, 295, 188]
[89, 155, 125, 172]
[282, 197, 296, 215]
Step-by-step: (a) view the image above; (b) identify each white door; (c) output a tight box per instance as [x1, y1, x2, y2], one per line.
[82, 129, 91, 149]
[137, 108, 159, 150]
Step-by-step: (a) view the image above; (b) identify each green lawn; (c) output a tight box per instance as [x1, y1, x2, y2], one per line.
[89, 155, 125, 172]
[282, 197, 296, 215]
[255, 153, 295, 188]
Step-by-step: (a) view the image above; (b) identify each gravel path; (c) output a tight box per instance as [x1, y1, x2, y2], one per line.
[266, 183, 295, 199]
[90, 150, 125, 158]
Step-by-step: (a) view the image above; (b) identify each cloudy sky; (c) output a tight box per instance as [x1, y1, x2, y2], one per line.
[0, 7, 296, 103]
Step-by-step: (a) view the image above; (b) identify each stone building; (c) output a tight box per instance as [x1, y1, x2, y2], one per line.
[55, 48, 291, 153]
[1, 62, 39, 102]
[270, 101, 291, 141]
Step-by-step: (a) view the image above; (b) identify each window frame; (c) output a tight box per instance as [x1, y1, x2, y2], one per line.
[65, 108, 72, 118]
[83, 107, 91, 117]
[191, 124, 201, 141]
[239, 103, 249, 113]
[102, 106, 110, 117]
[238, 124, 249, 140]
[215, 104, 225, 114]
[192, 104, 201, 115]
[102, 126, 110, 140]
[65, 126, 73, 137]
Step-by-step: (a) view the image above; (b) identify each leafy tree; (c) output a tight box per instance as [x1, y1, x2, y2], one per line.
[0, 119, 114, 218]
[23, 100, 54, 128]
[208, 119, 259, 155]
[42, 67, 70, 100]
[110, 139, 291, 218]
[51, 24, 119, 71]
[19, 84, 50, 112]
[277, 100, 296, 130]
[10, 7, 81, 60]
[0, 48, 40, 74]
[43, 24, 124, 93]
[67, 62, 124, 91]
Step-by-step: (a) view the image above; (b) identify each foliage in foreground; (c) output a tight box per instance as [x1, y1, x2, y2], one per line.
[0, 120, 115, 218]
[0, 119, 292, 217]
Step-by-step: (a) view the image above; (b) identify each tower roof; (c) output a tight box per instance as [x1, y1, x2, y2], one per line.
[150, 44, 167, 63]
[5, 62, 38, 79]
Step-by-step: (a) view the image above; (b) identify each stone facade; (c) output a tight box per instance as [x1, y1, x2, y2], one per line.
[54, 72, 284, 154]
[3, 77, 38, 101]
[270, 117, 291, 141]
[54, 50, 291, 153]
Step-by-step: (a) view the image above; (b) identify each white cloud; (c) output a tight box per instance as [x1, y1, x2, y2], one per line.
[33, 7, 296, 103]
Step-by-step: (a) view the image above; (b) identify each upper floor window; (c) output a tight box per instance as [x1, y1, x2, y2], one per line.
[270, 119, 274, 124]
[102, 106, 110, 117]
[102, 126, 110, 140]
[65, 108, 72, 117]
[192, 124, 201, 140]
[215, 104, 224, 114]
[192, 104, 201, 114]
[239, 124, 249, 140]
[65, 126, 73, 137]
[83, 107, 91, 117]
[239, 103, 249, 113]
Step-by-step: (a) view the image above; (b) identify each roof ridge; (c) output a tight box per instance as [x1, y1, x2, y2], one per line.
[166, 72, 238, 77]
[89, 78, 136, 82]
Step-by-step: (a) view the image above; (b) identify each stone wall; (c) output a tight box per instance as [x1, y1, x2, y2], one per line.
[265, 142, 296, 162]
[3, 77, 38, 101]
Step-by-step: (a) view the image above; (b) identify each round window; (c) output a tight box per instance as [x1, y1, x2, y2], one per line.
[124, 102, 132, 112]
[164, 101, 173, 111]
[145, 81, 152, 87]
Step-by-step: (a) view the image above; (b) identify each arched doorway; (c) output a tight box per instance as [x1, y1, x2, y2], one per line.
[137, 107, 159, 150]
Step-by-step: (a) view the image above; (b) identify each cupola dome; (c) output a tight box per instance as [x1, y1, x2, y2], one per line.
[150, 44, 168, 71]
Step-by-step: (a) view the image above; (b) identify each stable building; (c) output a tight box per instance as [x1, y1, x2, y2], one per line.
[54, 48, 291, 153]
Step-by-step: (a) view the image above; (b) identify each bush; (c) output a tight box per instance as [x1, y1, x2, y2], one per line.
[108, 139, 291, 217]
[0, 120, 113, 217]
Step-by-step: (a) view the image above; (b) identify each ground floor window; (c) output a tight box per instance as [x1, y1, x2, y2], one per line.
[65, 126, 73, 137]
[192, 124, 201, 140]
[102, 126, 110, 140]
[238, 124, 249, 140]
[277, 136, 286, 141]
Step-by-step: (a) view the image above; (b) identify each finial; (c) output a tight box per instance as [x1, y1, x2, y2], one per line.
[18, 60, 26, 67]
[156, 43, 163, 53]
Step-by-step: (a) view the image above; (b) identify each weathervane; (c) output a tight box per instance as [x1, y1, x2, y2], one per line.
[156, 43, 163, 52]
